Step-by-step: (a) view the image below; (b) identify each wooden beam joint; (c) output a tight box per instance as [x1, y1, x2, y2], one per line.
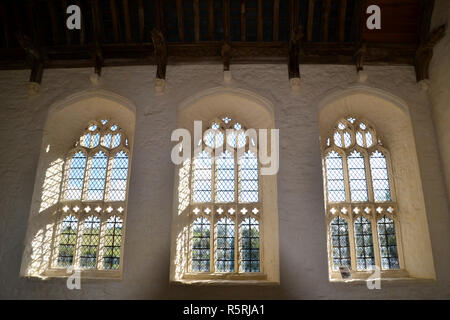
[288, 26, 303, 79]
[152, 28, 168, 80]
[415, 24, 446, 82]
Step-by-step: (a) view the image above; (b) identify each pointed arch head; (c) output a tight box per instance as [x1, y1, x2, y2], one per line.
[177, 87, 275, 132]
[44, 89, 136, 155]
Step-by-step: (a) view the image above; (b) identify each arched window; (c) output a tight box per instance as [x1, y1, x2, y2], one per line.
[323, 116, 401, 277]
[188, 117, 261, 275]
[53, 119, 130, 273]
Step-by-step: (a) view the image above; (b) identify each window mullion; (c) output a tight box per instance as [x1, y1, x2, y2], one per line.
[371, 215, 382, 269]
[342, 151, 351, 203]
[364, 151, 375, 203]
[347, 216, 357, 271]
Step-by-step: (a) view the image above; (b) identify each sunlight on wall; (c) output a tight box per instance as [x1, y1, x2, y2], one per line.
[39, 158, 64, 213]
[178, 159, 191, 216]
[175, 226, 189, 280]
[27, 222, 55, 277]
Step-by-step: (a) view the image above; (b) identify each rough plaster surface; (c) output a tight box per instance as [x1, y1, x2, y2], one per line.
[0, 59, 450, 298]
[430, 0, 450, 205]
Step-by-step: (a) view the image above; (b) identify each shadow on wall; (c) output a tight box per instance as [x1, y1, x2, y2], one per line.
[20, 89, 136, 278]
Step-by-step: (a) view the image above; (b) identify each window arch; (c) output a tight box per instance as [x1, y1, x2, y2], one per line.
[323, 116, 402, 277]
[187, 117, 262, 276]
[52, 119, 130, 273]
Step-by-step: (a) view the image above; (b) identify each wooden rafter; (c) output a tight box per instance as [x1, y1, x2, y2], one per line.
[339, 0, 347, 42]
[273, 0, 279, 41]
[176, 0, 185, 42]
[241, 0, 246, 41]
[307, 0, 315, 42]
[322, 0, 331, 42]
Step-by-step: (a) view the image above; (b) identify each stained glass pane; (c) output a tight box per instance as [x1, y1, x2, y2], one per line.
[354, 217, 375, 270]
[64, 152, 86, 200]
[370, 151, 392, 202]
[191, 217, 211, 272]
[325, 151, 345, 202]
[215, 151, 235, 203]
[108, 151, 129, 201]
[85, 151, 108, 201]
[330, 217, 351, 270]
[348, 151, 369, 202]
[216, 218, 235, 272]
[103, 216, 123, 270]
[239, 151, 258, 203]
[193, 151, 212, 203]
[57, 215, 78, 267]
[241, 218, 260, 272]
[80, 216, 101, 269]
[377, 217, 399, 270]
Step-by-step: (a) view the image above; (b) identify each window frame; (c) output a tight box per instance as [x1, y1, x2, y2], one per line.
[184, 117, 265, 280]
[45, 119, 131, 279]
[322, 117, 406, 281]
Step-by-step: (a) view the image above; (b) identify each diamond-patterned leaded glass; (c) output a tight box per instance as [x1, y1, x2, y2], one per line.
[57, 215, 78, 267]
[216, 218, 235, 272]
[191, 217, 211, 272]
[370, 151, 392, 202]
[108, 151, 129, 201]
[354, 217, 375, 270]
[103, 216, 123, 270]
[330, 217, 351, 270]
[377, 216, 399, 270]
[193, 151, 212, 203]
[347, 150, 368, 202]
[80, 216, 101, 269]
[241, 218, 260, 272]
[239, 151, 259, 203]
[64, 151, 87, 200]
[85, 151, 108, 201]
[325, 151, 345, 202]
[216, 151, 235, 203]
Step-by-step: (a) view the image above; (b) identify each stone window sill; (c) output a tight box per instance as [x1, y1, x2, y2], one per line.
[172, 273, 279, 286]
[23, 268, 122, 280]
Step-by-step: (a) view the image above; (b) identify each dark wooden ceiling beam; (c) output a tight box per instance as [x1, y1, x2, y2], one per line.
[415, 24, 446, 82]
[208, 0, 214, 41]
[110, 0, 120, 42]
[47, 0, 60, 45]
[123, 0, 132, 42]
[322, 0, 331, 42]
[273, 0, 279, 41]
[257, 0, 263, 41]
[290, 0, 299, 40]
[138, 0, 145, 42]
[176, 0, 185, 42]
[307, 0, 315, 42]
[223, 0, 230, 42]
[91, 0, 103, 75]
[61, 0, 72, 45]
[151, 28, 167, 80]
[76, 0, 86, 44]
[241, 0, 246, 41]
[156, 0, 166, 37]
[339, 0, 347, 42]
[194, 0, 200, 42]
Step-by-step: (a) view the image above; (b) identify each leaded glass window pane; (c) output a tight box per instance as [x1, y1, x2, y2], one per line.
[85, 151, 108, 201]
[370, 151, 392, 202]
[325, 151, 346, 202]
[354, 217, 375, 270]
[193, 151, 212, 203]
[377, 217, 399, 270]
[103, 216, 123, 270]
[241, 218, 260, 272]
[191, 217, 211, 272]
[108, 151, 129, 201]
[330, 217, 351, 270]
[239, 151, 259, 203]
[215, 151, 235, 203]
[348, 150, 369, 202]
[57, 215, 78, 267]
[216, 218, 235, 272]
[64, 151, 87, 200]
[80, 216, 101, 269]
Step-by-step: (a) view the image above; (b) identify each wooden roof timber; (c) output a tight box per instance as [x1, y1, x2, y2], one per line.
[0, 0, 438, 82]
